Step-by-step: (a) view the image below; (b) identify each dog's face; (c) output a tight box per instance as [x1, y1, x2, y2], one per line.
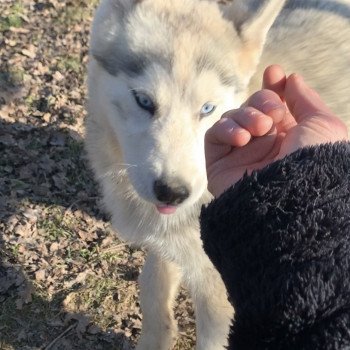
[89, 0, 284, 213]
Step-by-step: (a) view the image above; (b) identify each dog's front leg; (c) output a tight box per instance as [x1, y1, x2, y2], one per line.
[182, 239, 234, 350]
[136, 252, 182, 350]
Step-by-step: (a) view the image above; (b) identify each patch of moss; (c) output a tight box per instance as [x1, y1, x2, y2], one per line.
[57, 56, 81, 74]
[0, 69, 25, 89]
[0, 2, 24, 32]
[55, 0, 99, 26]
[37, 207, 77, 241]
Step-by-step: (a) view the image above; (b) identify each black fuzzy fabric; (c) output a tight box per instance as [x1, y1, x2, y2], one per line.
[200, 142, 350, 350]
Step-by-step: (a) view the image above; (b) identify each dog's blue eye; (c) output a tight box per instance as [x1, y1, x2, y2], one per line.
[200, 103, 216, 117]
[132, 90, 156, 115]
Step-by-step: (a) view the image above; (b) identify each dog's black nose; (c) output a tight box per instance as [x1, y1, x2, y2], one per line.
[153, 178, 190, 205]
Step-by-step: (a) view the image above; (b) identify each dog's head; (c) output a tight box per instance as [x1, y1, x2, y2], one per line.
[88, 0, 284, 214]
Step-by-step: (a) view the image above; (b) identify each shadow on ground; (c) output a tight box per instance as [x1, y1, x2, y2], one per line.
[0, 116, 141, 350]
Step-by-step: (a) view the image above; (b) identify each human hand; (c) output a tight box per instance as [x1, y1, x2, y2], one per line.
[205, 65, 348, 197]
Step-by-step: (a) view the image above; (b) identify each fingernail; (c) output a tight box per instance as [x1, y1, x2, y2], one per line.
[295, 73, 304, 82]
[218, 117, 236, 127]
[218, 117, 242, 133]
[291, 73, 305, 86]
[261, 100, 284, 114]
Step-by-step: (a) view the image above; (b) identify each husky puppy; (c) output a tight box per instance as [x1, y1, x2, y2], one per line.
[85, 0, 350, 349]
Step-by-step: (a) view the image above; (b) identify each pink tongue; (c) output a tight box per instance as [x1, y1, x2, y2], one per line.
[156, 205, 177, 214]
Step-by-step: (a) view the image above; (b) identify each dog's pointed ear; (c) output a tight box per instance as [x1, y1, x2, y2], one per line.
[223, 0, 286, 82]
[90, 0, 143, 75]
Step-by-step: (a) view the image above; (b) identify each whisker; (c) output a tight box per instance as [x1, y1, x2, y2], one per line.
[97, 163, 137, 181]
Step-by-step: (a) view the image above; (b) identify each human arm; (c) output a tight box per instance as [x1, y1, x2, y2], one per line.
[201, 141, 350, 349]
[201, 65, 350, 349]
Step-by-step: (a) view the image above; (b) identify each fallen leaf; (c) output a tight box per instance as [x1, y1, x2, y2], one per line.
[35, 269, 46, 281]
[21, 47, 36, 59]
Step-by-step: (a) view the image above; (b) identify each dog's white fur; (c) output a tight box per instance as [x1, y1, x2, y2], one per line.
[86, 1, 350, 349]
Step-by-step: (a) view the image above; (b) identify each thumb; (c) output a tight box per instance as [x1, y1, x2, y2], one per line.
[262, 64, 286, 99]
[284, 73, 335, 123]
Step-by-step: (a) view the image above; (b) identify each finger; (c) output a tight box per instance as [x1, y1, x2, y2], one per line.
[207, 131, 279, 197]
[206, 117, 252, 147]
[243, 89, 286, 125]
[222, 107, 274, 137]
[205, 118, 251, 168]
[262, 65, 287, 98]
[284, 74, 336, 123]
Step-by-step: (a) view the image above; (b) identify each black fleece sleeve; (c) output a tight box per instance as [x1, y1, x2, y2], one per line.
[200, 142, 350, 350]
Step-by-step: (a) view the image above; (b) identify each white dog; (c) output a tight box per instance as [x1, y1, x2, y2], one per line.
[85, 1, 350, 349]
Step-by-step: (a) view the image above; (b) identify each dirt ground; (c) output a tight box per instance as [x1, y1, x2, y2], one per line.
[0, 1, 197, 349]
